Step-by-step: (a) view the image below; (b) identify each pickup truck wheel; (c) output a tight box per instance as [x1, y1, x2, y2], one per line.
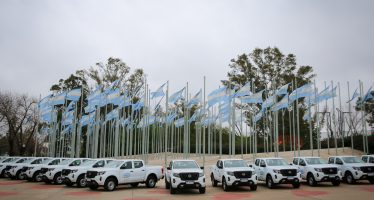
[53, 173, 64, 185]
[345, 172, 355, 184]
[250, 184, 257, 191]
[199, 187, 206, 194]
[307, 174, 317, 186]
[16, 170, 23, 180]
[104, 178, 117, 191]
[266, 175, 274, 189]
[292, 181, 300, 189]
[77, 175, 87, 188]
[165, 178, 170, 189]
[170, 185, 177, 194]
[332, 179, 341, 186]
[146, 175, 157, 188]
[131, 183, 139, 188]
[222, 177, 229, 191]
[211, 173, 218, 187]
[33, 171, 43, 182]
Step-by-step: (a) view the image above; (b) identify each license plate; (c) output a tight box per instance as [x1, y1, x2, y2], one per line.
[240, 179, 248, 182]
[287, 177, 295, 180]
[86, 178, 91, 181]
[186, 181, 194, 184]
[329, 175, 336, 178]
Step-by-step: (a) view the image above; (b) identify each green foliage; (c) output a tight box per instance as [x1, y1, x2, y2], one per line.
[355, 91, 374, 127]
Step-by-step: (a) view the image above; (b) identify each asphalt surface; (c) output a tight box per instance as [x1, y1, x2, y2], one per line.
[0, 176, 373, 200]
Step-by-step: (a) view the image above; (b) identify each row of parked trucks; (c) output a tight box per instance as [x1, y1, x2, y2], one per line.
[0, 155, 373, 194]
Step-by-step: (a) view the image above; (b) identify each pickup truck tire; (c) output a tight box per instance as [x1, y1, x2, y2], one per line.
[222, 177, 230, 191]
[146, 175, 157, 188]
[211, 173, 218, 187]
[250, 184, 257, 191]
[199, 187, 206, 194]
[292, 181, 300, 189]
[104, 177, 117, 191]
[131, 183, 139, 187]
[16, 170, 22, 180]
[266, 175, 274, 189]
[345, 171, 355, 184]
[33, 171, 43, 182]
[89, 185, 99, 190]
[77, 174, 87, 187]
[332, 179, 340, 186]
[307, 174, 317, 186]
[165, 178, 170, 189]
[65, 181, 74, 187]
[170, 186, 177, 194]
[368, 177, 374, 184]
[53, 173, 64, 185]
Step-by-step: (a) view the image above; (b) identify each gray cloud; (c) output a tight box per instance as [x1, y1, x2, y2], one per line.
[0, 0, 373, 99]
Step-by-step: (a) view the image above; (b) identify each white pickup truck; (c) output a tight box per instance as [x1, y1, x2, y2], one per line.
[210, 159, 257, 191]
[86, 159, 164, 191]
[25, 158, 65, 182]
[62, 159, 113, 187]
[292, 157, 341, 186]
[42, 158, 87, 184]
[0, 157, 20, 177]
[328, 156, 374, 184]
[165, 159, 206, 194]
[361, 155, 374, 164]
[8, 157, 43, 180]
[253, 157, 301, 189]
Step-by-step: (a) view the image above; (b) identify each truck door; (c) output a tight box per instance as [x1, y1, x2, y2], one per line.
[132, 161, 146, 182]
[298, 159, 307, 179]
[119, 161, 133, 183]
[217, 160, 223, 182]
[258, 160, 266, 180]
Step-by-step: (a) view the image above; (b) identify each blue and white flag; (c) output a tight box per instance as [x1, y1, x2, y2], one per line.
[362, 87, 374, 102]
[253, 111, 263, 123]
[132, 99, 145, 111]
[105, 108, 119, 122]
[208, 87, 227, 107]
[271, 94, 289, 111]
[166, 113, 178, 124]
[303, 110, 312, 122]
[50, 92, 66, 106]
[106, 89, 120, 104]
[347, 88, 359, 103]
[189, 108, 205, 123]
[66, 88, 81, 101]
[235, 82, 251, 97]
[169, 87, 185, 104]
[104, 80, 120, 93]
[240, 90, 264, 104]
[289, 83, 313, 102]
[201, 116, 217, 126]
[87, 85, 102, 101]
[187, 89, 202, 108]
[66, 101, 75, 111]
[39, 94, 52, 108]
[151, 83, 166, 99]
[174, 117, 185, 128]
[262, 95, 275, 110]
[275, 83, 290, 96]
[61, 125, 72, 135]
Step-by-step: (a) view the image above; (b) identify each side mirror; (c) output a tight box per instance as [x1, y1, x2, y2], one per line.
[260, 164, 266, 168]
[166, 167, 171, 170]
[249, 164, 253, 168]
[200, 166, 204, 170]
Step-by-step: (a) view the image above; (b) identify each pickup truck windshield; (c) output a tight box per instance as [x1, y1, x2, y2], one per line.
[59, 159, 74, 165]
[224, 160, 247, 168]
[342, 157, 364, 163]
[41, 158, 52, 164]
[106, 160, 123, 168]
[82, 160, 97, 166]
[305, 158, 327, 165]
[266, 159, 288, 166]
[173, 161, 199, 169]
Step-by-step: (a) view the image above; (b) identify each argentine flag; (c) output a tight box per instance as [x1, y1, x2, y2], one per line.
[240, 90, 264, 104]
[66, 88, 81, 101]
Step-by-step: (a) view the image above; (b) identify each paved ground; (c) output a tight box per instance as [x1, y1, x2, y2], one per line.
[1, 148, 373, 200]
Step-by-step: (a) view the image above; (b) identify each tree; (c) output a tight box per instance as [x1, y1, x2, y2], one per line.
[0, 92, 39, 156]
[355, 91, 374, 128]
[222, 47, 316, 150]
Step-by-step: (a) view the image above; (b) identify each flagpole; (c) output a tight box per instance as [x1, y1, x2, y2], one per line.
[331, 81, 338, 155]
[295, 78, 301, 156]
[347, 81, 354, 155]
[313, 80, 320, 157]
[164, 81, 169, 167]
[203, 76, 206, 171]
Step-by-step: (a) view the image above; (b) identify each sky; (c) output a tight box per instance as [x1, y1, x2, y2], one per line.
[0, 0, 373, 101]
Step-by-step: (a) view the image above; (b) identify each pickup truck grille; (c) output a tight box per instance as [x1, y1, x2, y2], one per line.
[322, 167, 337, 174]
[179, 172, 199, 180]
[41, 168, 48, 174]
[21, 167, 28, 172]
[280, 169, 297, 176]
[234, 171, 252, 178]
[361, 166, 374, 173]
[62, 169, 71, 176]
[86, 171, 97, 178]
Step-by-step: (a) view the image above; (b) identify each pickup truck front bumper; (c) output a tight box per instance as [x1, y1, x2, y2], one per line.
[86, 175, 105, 186]
[226, 174, 257, 186]
[171, 176, 206, 189]
[352, 171, 374, 180]
[271, 173, 301, 184]
[313, 172, 340, 182]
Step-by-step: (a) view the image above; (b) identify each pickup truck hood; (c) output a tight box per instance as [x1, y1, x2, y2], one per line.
[65, 166, 90, 170]
[172, 169, 202, 174]
[225, 167, 254, 172]
[88, 167, 116, 172]
[267, 165, 298, 170]
[309, 164, 338, 169]
[45, 164, 68, 169]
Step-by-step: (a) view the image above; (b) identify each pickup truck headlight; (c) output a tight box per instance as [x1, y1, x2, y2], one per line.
[199, 172, 204, 177]
[227, 171, 234, 176]
[48, 168, 55, 171]
[71, 169, 78, 173]
[352, 167, 361, 171]
[273, 169, 281, 174]
[97, 171, 106, 175]
[314, 168, 322, 172]
[172, 173, 180, 178]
